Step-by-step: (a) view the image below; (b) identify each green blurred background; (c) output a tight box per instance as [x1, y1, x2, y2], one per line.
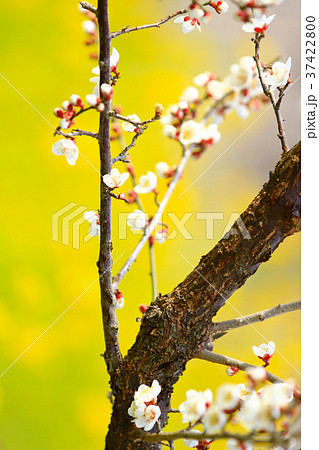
[0, 1, 300, 448]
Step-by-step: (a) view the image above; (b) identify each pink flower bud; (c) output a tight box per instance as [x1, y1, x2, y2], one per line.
[139, 304, 148, 314]
[100, 83, 113, 100]
[54, 108, 64, 118]
[69, 94, 82, 106]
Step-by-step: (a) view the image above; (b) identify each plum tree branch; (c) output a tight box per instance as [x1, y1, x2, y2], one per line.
[106, 141, 301, 448]
[97, 0, 122, 375]
[253, 34, 289, 155]
[111, 9, 187, 39]
[112, 144, 193, 290]
[194, 349, 283, 384]
[212, 300, 301, 334]
[131, 429, 286, 446]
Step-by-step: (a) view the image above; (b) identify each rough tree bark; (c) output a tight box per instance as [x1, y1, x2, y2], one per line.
[105, 141, 301, 449]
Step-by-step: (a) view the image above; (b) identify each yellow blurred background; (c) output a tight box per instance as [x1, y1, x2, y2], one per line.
[0, 1, 300, 449]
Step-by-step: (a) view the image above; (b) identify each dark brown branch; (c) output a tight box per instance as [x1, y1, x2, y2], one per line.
[106, 141, 300, 448]
[212, 300, 301, 334]
[97, 0, 122, 375]
[111, 9, 187, 39]
[254, 34, 289, 155]
[195, 349, 283, 384]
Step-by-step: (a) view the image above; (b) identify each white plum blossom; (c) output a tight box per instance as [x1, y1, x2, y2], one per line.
[132, 404, 161, 431]
[52, 139, 79, 166]
[174, 15, 202, 34]
[199, 123, 221, 145]
[252, 341, 275, 366]
[179, 389, 213, 423]
[193, 72, 210, 87]
[237, 391, 261, 431]
[207, 80, 232, 100]
[202, 404, 227, 433]
[246, 366, 267, 385]
[90, 48, 119, 95]
[264, 57, 291, 91]
[211, 1, 229, 14]
[242, 14, 275, 33]
[121, 114, 141, 133]
[134, 380, 161, 403]
[180, 86, 200, 103]
[103, 168, 129, 189]
[134, 171, 157, 194]
[128, 399, 146, 420]
[84, 211, 100, 237]
[226, 56, 256, 89]
[155, 228, 169, 244]
[162, 124, 178, 139]
[127, 210, 147, 231]
[215, 383, 242, 412]
[155, 162, 172, 178]
[128, 380, 162, 431]
[179, 120, 202, 146]
[82, 20, 97, 35]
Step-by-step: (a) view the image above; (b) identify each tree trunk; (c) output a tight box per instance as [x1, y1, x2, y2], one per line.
[105, 141, 301, 449]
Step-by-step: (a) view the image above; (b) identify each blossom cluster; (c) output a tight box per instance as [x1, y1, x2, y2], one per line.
[128, 380, 162, 431]
[161, 55, 265, 159]
[179, 368, 298, 449]
[233, 0, 285, 25]
[174, 2, 229, 34]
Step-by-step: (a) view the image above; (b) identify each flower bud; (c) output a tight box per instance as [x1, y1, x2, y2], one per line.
[54, 107, 64, 118]
[139, 304, 148, 314]
[70, 94, 82, 106]
[119, 193, 126, 200]
[100, 83, 113, 100]
[86, 94, 100, 106]
[96, 103, 106, 112]
[154, 103, 164, 117]
[62, 101, 70, 111]
[226, 366, 239, 377]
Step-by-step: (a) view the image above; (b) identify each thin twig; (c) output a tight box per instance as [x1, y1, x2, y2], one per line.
[117, 129, 158, 297]
[113, 144, 192, 289]
[149, 240, 158, 301]
[194, 349, 283, 384]
[112, 133, 140, 164]
[253, 34, 289, 154]
[54, 128, 98, 139]
[111, 9, 187, 39]
[79, 1, 97, 15]
[109, 111, 160, 128]
[212, 300, 301, 334]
